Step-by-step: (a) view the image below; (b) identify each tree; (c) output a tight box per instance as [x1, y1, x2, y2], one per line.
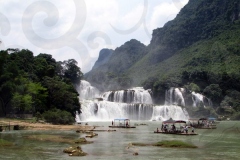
[184, 83, 200, 92]
[42, 77, 80, 115]
[203, 84, 222, 106]
[42, 108, 75, 124]
[0, 60, 20, 116]
[34, 53, 57, 78]
[11, 93, 33, 113]
[27, 82, 48, 114]
[62, 59, 83, 84]
[10, 76, 33, 114]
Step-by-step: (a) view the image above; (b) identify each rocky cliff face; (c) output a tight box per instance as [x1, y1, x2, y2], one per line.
[84, 39, 146, 91]
[92, 49, 113, 70]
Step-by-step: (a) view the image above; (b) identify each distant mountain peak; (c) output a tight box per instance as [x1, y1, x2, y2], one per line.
[92, 48, 113, 69]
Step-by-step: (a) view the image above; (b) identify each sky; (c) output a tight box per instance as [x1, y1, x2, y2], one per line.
[0, 0, 188, 73]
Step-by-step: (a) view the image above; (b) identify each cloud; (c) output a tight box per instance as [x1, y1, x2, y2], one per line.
[0, 0, 189, 73]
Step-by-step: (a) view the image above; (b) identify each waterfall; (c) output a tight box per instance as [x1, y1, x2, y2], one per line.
[79, 99, 188, 121]
[76, 80, 100, 100]
[165, 87, 185, 106]
[75, 111, 81, 123]
[79, 100, 154, 121]
[76, 81, 196, 122]
[165, 87, 213, 108]
[151, 105, 189, 121]
[192, 92, 212, 108]
[102, 87, 152, 104]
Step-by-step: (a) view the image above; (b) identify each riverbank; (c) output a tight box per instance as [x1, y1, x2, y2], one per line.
[0, 118, 94, 131]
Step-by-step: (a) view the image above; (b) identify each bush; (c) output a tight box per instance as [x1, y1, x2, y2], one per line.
[184, 83, 200, 92]
[231, 112, 240, 120]
[203, 84, 222, 106]
[42, 109, 75, 125]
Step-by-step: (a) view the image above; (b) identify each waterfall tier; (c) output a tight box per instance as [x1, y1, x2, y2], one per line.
[165, 87, 185, 106]
[79, 100, 189, 121]
[165, 87, 212, 108]
[191, 92, 212, 108]
[102, 87, 152, 104]
[75, 80, 214, 122]
[77, 80, 100, 100]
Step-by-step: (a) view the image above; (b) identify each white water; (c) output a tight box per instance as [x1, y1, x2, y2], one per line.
[76, 80, 100, 100]
[165, 87, 185, 106]
[165, 87, 212, 108]
[192, 91, 212, 107]
[102, 87, 152, 104]
[151, 105, 189, 121]
[77, 80, 190, 122]
[75, 111, 81, 123]
[79, 100, 154, 121]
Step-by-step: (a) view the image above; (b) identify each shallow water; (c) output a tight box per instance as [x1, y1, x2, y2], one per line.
[0, 121, 240, 160]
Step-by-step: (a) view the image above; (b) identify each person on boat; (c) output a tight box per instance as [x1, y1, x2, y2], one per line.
[191, 127, 194, 133]
[126, 121, 129, 127]
[163, 124, 168, 132]
[161, 124, 164, 131]
[184, 126, 188, 134]
[170, 124, 175, 132]
[157, 128, 159, 132]
[112, 121, 113, 126]
[172, 124, 176, 132]
[180, 125, 184, 133]
[207, 122, 209, 127]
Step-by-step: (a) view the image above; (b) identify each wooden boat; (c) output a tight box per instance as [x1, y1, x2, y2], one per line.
[188, 118, 217, 129]
[109, 118, 136, 128]
[153, 118, 198, 135]
[208, 117, 220, 124]
[153, 131, 198, 136]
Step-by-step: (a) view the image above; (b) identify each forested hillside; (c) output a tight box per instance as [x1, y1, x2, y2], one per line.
[0, 49, 83, 124]
[85, 0, 240, 119]
[85, 39, 147, 91]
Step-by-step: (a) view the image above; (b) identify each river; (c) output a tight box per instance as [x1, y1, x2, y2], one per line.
[0, 121, 240, 160]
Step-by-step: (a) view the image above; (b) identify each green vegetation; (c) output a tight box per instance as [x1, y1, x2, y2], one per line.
[132, 140, 197, 148]
[153, 140, 197, 148]
[25, 134, 91, 144]
[85, 0, 240, 118]
[0, 49, 83, 124]
[0, 139, 14, 146]
[42, 109, 75, 125]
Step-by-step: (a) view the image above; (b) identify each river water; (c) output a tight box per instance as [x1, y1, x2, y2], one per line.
[0, 121, 240, 160]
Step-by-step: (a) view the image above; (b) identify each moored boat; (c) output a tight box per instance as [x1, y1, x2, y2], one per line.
[154, 118, 198, 135]
[109, 118, 136, 128]
[188, 118, 217, 129]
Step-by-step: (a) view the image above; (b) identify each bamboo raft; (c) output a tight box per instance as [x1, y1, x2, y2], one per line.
[153, 131, 198, 136]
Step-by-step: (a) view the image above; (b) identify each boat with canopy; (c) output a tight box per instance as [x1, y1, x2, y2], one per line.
[154, 118, 198, 135]
[109, 118, 136, 128]
[188, 118, 217, 129]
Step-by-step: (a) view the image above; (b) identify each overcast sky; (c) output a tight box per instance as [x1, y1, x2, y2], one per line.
[0, 0, 188, 73]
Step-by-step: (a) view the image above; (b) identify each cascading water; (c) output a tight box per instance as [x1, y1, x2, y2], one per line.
[151, 105, 189, 121]
[102, 87, 152, 104]
[76, 80, 100, 100]
[165, 87, 185, 106]
[165, 87, 213, 108]
[192, 92, 212, 107]
[77, 81, 190, 121]
[80, 100, 154, 121]
[75, 111, 81, 123]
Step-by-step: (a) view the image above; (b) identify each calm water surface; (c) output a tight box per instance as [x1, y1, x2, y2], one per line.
[0, 121, 240, 160]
